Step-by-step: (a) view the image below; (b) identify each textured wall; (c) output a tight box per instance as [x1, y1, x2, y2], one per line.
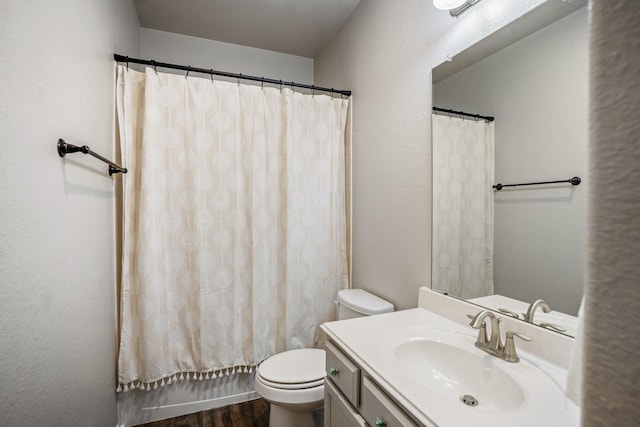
[0, 1, 139, 426]
[314, 0, 547, 309]
[434, 8, 588, 315]
[584, 1, 640, 425]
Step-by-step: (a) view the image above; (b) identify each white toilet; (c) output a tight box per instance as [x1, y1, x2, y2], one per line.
[254, 289, 394, 427]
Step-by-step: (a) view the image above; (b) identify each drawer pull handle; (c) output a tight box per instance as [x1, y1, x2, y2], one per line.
[329, 368, 340, 377]
[375, 417, 387, 427]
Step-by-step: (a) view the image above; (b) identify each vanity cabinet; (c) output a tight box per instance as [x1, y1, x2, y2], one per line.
[325, 380, 367, 427]
[325, 340, 420, 427]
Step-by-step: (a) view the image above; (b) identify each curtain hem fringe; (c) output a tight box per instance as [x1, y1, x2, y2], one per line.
[116, 363, 258, 392]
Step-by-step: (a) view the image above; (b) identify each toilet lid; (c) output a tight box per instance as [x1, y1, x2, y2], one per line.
[258, 349, 325, 385]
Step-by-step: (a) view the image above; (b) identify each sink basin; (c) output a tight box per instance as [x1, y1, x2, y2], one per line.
[395, 337, 524, 412]
[382, 327, 567, 421]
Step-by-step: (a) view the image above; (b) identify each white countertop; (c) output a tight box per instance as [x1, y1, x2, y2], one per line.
[321, 303, 580, 427]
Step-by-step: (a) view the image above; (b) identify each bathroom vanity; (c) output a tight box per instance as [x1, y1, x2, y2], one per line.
[324, 339, 418, 427]
[321, 288, 580, 427]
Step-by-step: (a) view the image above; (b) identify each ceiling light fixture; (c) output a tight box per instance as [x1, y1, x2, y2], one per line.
[433, 0, 483, 17]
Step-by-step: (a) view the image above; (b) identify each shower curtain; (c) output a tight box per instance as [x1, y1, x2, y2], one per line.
[432, 114, 495, 299]
[115, 66, 349, 391]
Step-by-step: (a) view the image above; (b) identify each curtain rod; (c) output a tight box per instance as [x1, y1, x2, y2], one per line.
[433, 106, 494, 122]
[114, 54, 351, 97]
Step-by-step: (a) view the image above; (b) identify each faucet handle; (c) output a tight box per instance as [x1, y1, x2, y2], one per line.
[503, 331, 532, 363]
[498, 308, 520, 319]
[539, 322, 567, 333]
[506, 331, 532, 341]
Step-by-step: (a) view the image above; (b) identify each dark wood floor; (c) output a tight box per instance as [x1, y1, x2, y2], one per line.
[135, 398, 270, 427]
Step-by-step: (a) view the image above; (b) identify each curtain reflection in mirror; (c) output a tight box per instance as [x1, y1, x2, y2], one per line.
[432, 114, 494, 299]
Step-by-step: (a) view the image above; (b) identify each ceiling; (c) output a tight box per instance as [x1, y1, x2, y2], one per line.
[133, 0, 361, 58]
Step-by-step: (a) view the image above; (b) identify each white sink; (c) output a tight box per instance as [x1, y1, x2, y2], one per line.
[383, 327, 567, 423]
[394, 334, 524, 412]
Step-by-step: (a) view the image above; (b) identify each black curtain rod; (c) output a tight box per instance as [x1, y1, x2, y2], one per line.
[433, 106, 494, 122]
[114, 54, 351, 97]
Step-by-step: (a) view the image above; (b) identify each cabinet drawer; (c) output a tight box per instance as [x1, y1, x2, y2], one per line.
[325, 378, 367, 427]
[325, 340, 360, 407]
[361, 376, 418, 427]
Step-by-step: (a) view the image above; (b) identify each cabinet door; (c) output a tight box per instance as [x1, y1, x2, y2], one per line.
[361, 376, 419, 427]
[325, 379, 367, 427]
[326, 340, 361, 407]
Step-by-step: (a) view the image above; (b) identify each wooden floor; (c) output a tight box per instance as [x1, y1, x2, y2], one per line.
[135, 398, 270, 427]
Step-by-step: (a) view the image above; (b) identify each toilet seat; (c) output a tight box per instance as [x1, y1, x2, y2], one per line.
[256, 374, 324, 390]
[255, 372, 325, 407]
[258, 348, 325, 388]
[255, 349, 326, 406]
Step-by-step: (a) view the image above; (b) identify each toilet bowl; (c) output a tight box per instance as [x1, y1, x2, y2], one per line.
[254, 289, 394, 426]
[255, 348, 325, 427]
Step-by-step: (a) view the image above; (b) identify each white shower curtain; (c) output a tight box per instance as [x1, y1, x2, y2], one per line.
[432, 114, 495, 299]
[115, 66, 349, 391]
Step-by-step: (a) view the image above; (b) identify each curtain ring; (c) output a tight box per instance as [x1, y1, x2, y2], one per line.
[151, 60, 158, 75]
[185, 66, 191, 79]
[311, 85, 315, 97]
[210, 69, 214, 83]
[279, 80, 283, 90]
[237, 73, 242, 86]
[125, 56, 129, 70]
[261, 77, 264, 89]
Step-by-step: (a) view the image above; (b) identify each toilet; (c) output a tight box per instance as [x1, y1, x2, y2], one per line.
[254, 289, 394, 427]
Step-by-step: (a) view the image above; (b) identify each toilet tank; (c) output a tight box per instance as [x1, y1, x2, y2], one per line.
[337, 289, 394, 320]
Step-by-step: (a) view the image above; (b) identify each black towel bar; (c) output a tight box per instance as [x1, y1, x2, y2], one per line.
[493, 176, 581, 191]
[57, 139, 127, 176]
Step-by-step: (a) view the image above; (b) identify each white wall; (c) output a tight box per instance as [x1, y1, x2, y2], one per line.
[314, 0, 549, 310]
[140, 28, 314, 85]
[117, 28, 315, 426]
[0, 1, 139, 426]
[433, 8, 588, 315]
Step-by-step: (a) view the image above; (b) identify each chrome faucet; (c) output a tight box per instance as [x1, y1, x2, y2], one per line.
[469, 310, 532, 363]
[522, 299, 551, 323]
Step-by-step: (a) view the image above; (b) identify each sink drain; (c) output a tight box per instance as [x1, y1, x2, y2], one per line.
[460, 395, 479, 407]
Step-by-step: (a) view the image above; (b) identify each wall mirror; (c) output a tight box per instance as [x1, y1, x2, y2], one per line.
[430, 0, 588, 337]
